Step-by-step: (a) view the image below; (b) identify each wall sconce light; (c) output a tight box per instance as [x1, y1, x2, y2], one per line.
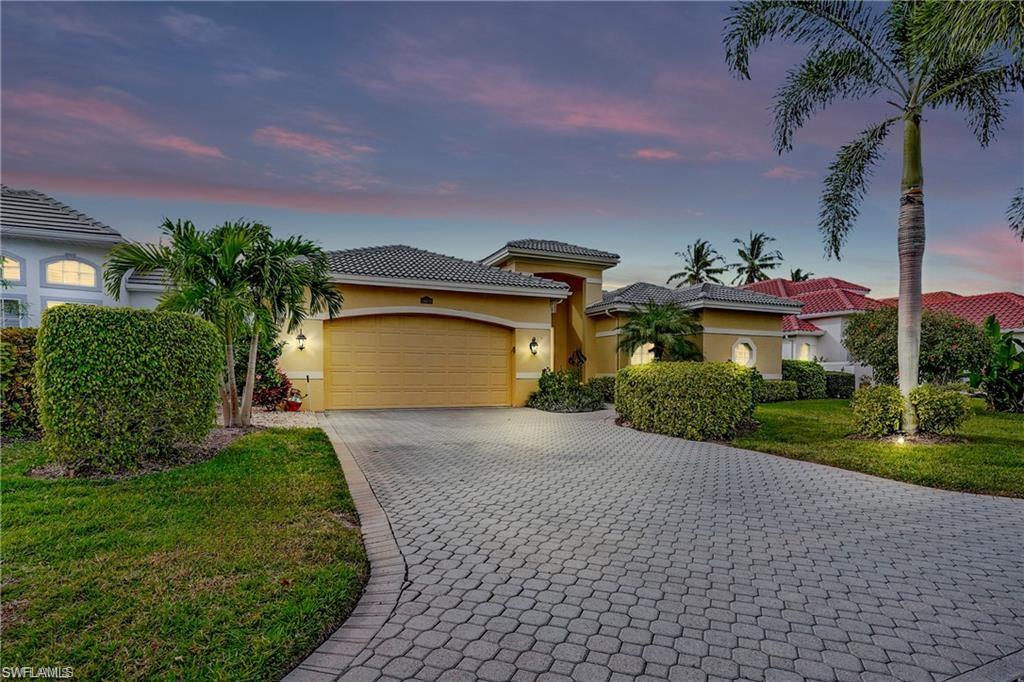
[296, 331, 307, 351]
[529, 337, 539, 355]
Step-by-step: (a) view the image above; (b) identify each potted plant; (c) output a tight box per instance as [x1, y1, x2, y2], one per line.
[284, 388, 306, 412]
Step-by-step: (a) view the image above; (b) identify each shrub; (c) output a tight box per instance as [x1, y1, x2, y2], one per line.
[851, 385, 903, 437]
[35, 306, 223, 472]
[1, 327, 39, 438]
[527, 369, 604, 413]
[843, 307, 991, 385]
[234, 330, 291, 409]
[586, 376, 616, 403]
[909, 384, 971, 434]
[782, 359, 827, 399]
[747, 367, 765, 408]
[825, 371, 855, 399]
[615, 362, 752, 440]
[759, 380, 799, 403]
[254, 369, 292, 409]
[970, 314, 1024, 413]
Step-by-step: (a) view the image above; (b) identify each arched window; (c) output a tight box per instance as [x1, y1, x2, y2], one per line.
[1, 255, 24, 284]
[44, 257, 97, 289]
[731, 338, 757, 367]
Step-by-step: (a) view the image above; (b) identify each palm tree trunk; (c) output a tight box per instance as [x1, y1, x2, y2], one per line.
[897, 112, 925, 434]
[239, 328, 260, 427]
[225, 331, 240, 427]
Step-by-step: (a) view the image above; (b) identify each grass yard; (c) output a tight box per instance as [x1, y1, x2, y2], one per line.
[736, 399, 1024, 498]
[1, 428, 367, 681]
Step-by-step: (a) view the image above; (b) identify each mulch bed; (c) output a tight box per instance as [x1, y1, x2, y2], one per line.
[26, 426, 262, 481]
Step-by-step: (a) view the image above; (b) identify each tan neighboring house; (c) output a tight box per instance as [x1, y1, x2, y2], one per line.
[281, 240, 802, 410]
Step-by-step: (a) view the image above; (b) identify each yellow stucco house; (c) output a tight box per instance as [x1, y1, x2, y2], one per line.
[279, 239, 802, 410]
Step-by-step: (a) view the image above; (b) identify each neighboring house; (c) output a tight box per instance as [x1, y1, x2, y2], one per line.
[878, 291, 1024, 341]
[279, 240, 801, 410]
[0, 186, 158, 326]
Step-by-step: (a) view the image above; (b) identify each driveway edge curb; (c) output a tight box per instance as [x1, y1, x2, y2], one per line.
[283, 415, 406, 681]
[948, 649, 1024, 681]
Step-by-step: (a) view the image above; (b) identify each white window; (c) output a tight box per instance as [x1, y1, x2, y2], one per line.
[44, 299, 99, 311]
[1, 256, 23, 284]
[799, 342, 811, 361]
[1, 298, 25, 327]
[731, 337, 757, 367]
[45, 258, 96, 288]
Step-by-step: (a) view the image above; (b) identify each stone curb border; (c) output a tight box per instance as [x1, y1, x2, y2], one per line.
[948, 649, 1024, 682]
[283, 416, 406, 681]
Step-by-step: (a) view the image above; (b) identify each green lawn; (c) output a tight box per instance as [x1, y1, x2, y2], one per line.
[1, 428, 367, 681]
[735, 399, 1024, 498]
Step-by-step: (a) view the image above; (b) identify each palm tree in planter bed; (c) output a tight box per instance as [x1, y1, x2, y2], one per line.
[105, 219, 341, 427]
[724, 1, 1022, 432]
[617, 301, 703, 362]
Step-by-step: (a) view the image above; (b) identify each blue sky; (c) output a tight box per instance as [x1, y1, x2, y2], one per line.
[2, 2, 1021, 296]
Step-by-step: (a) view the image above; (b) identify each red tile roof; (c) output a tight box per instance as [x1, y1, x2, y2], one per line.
[782, 315, 823, 333]
[879, 291, 963, 306]
[913, 292, 1024, 330]
[787, 288, 888, 316]
[743, 277, 871, 298]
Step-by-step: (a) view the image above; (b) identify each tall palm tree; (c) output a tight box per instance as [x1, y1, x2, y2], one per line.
[667, 238, 727, 286]
[724, 1, 1021, 432]
[729, 231, 784, 284]
[105, 219, 341, 427]
[616, 301, 702, 362]
[789, 268, 814, 282]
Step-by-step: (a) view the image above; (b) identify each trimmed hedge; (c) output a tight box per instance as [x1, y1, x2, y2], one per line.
[759, 380, 799, 403]
[587, 376, 616, 403]
[1, 327, 39, 438]
[36, 306, 223, 472]
[782, 359, 827, 399]
[910, 384, 971, 434]
[851, 385, 903, 437]
[825, 371, 855, 399]
[616, 362, 752, 440]
[527, 369, 604, 413]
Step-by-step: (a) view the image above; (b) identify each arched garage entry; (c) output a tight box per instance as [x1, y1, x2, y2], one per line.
[324, 313, 513, 409]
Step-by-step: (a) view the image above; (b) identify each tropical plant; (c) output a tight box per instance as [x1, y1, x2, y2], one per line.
[789, 268, 814, 282]
[729, 231, 784, 284]
[667, 238, 727, 286]
[104, 219, 342, 427]
[970, 314, 1024, 413]
[724, 1, 1022, 432]
[616, 301, 703, 362]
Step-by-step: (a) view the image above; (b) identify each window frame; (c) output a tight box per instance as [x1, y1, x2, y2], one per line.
[1, 252, 26, 286]
[41, 296, 103, 312]
[1, 293, 28, 328]
[40, 254, 101, 291]
[731, 337, 757, 368]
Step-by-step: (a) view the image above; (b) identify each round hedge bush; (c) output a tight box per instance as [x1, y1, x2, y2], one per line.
[782, 359, 827, 399]
[909, 384, 971, 434]
[851, 385, 903, 437]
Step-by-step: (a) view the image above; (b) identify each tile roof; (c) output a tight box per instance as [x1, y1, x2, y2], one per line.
[879, 291, 963, 306]
[324, 245, 570, 295]
[782, 315, 824, 334]
[883, 291, 1024, 330]
[126, 269, 168, 287]
[742, 277, 871, 298]
[587, 281, 802, 314]
[1, 186, 124, 243]
[793, 288, 888, 316]
[481, 239, 620, 265]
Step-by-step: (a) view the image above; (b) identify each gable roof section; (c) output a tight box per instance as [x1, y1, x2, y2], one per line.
[742, 277, 871, 298]
[1, 186, 124, 245]
[480, 239, 620, 267]
[325, 245, 570, 298]
[587, 281, 802, 315]
[794, 288, 888, 317]
[782, 315, 824, 334]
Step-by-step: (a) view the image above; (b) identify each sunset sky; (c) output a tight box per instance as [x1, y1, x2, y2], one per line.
[2, 2, 1021, 297]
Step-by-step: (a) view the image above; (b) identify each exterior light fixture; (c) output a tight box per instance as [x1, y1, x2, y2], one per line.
[296, 331, 307, 351]
[895, 435, 905, 445]
[529, 337, 539, 355]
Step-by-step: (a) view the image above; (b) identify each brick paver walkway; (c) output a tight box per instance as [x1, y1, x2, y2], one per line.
[325, 408, 1023, 682]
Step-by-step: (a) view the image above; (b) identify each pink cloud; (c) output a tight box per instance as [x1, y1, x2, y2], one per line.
[632, 148, 681, 161]
[5, 90, 225, 159]
[931, 227, 1024, 293]
[763, 165, 814, 181]
[252, 126, 375, 161]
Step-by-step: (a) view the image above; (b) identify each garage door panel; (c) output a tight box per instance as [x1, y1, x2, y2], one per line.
[325, 314, 512, 409]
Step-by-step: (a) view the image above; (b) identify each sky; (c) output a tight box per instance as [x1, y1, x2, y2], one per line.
[2, 2, 1022, 297]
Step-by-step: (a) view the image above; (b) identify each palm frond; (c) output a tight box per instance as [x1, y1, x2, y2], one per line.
[910, 1, 1024, 62]
[924, 58, 1021, 147]
[1010, 188, 1024, 240]
[103, 241, 173, 299]
[819, 119, 895, 259]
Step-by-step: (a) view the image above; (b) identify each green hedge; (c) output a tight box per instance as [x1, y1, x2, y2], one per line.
[851, 385, 902, 437]
[910, 384, 971, 434]
[782, 359, 827, 399]
[759, 379, 799, 403]
[1, 327, 39, 438]
[36, 306, 223, 472]
[616, 362, 752, 440]
[586, 376, 616, 403]
[825, 371, 855, 399]
[527, 369, 604, 412]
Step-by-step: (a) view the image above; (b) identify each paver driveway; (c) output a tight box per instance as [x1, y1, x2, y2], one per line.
[325, 408, 1023, 682]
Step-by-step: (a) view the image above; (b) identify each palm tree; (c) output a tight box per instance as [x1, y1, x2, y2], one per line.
[616, 301, 702, 362]
[789, 268, 814, 282]
[724, 1, 1021, 432]
[729, 231, 784, 284]
[667, 239, 727, 286]
[105, 219, 341, 427]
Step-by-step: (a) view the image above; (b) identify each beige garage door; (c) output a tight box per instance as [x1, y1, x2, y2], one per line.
[324, 315, 512, 409]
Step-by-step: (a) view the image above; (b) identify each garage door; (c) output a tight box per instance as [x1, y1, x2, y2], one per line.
[324, 315, 512, 409]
